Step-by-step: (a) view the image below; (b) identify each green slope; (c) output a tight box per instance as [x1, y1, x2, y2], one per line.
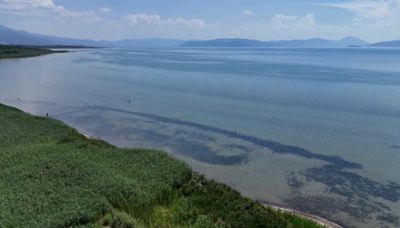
[0, 104, 322, 227]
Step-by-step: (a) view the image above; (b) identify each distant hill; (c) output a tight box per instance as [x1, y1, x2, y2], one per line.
[0, 24, 52, 45]
[0, 24, 99, 46]
[370, 40, 400, 47]
[1, 24, 370, 48]
[338, 36, 369, 47]
[102, 38, 184, 48]
[0, 24, 182, 47]
[182, 38, 265, 47]
[182, 37, 368, 48]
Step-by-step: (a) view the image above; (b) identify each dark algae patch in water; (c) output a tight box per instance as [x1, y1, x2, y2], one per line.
[166, 138, 248, 165]
[389, 144, 400, 150]
[285, 166, 400, 226]
[65, 113, 248, 166]
[0, 103, 322, 227]
[93, 106, 362, 169]
[306, 165, 400, 202]
[85, 106, 400, 227]
[286, 169, 400, 226]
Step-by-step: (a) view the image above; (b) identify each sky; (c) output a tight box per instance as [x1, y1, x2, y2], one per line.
[0, 0, 399, 42]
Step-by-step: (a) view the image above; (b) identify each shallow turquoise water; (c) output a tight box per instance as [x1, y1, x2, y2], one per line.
[1, 48, 399, 227]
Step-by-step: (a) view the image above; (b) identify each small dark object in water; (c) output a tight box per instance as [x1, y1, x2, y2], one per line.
[46, 113, 49, 117]
[389, 145, 400, 150]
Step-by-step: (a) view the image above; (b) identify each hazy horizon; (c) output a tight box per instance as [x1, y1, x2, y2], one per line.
[1, 0, 400, 43]
[0, 23, 372, 43]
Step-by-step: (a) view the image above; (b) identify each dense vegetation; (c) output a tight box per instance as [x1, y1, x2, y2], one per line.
[0, 45, 65, 59]
[0, 104, 322, 227]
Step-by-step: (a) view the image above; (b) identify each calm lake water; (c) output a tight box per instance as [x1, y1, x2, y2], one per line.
[1, 48, 400, 227]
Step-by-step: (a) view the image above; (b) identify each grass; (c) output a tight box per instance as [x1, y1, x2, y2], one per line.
[0, 104, 323, 227]
[0, 45, 65, 59]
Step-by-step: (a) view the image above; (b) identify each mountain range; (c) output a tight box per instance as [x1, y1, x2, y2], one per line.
[0, 24, 182, 47]
[1, 24, 400, 48]
[181, 37, 368, 48]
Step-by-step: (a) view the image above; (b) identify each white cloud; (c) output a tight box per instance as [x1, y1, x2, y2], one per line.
[270, 13, 316, 29]
[99, 7, 111, 13]
[243, 10, 253, 15]
[126, 14, 162, 25]
[0, 0, 55, 12]
[316, 0, 400, 40]
[0, 0, 103, 22]
[317, 0, 397, 19]
[125, 13, 207, 28]
[54, 6, 103, 22]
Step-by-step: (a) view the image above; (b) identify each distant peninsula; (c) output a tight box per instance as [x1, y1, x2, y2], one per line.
[370, 40, 400, 47]
[0, 45, 66, 59]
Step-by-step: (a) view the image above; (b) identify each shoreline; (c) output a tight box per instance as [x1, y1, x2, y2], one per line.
[0, 51, 67, 60]
[0, 102, 324, 227]
[261, 201, 343, 228]
[82, 130, 342, 228]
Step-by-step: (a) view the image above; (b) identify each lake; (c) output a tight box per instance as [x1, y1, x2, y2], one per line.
[1, 47, 399, 227]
